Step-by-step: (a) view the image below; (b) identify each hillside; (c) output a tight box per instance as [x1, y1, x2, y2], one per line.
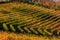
[0, 1, 60, 40]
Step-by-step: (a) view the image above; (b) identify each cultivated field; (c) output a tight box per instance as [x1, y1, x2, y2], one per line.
[0, 2, 60, 40]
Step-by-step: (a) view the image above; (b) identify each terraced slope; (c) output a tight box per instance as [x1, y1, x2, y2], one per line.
[0, 2, 60, 36]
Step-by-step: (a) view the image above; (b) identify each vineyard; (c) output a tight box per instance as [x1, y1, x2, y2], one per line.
[0, 1, 60, 40]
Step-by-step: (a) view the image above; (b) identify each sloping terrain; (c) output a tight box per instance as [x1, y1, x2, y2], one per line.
[0, 2, 60, 40]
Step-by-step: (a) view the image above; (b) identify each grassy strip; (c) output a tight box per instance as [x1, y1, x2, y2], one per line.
[0, 31, 60, 40]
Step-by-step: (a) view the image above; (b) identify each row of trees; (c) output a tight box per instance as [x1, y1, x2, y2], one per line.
[13, 0, 60, 9]
[3, 0, 59, 10]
